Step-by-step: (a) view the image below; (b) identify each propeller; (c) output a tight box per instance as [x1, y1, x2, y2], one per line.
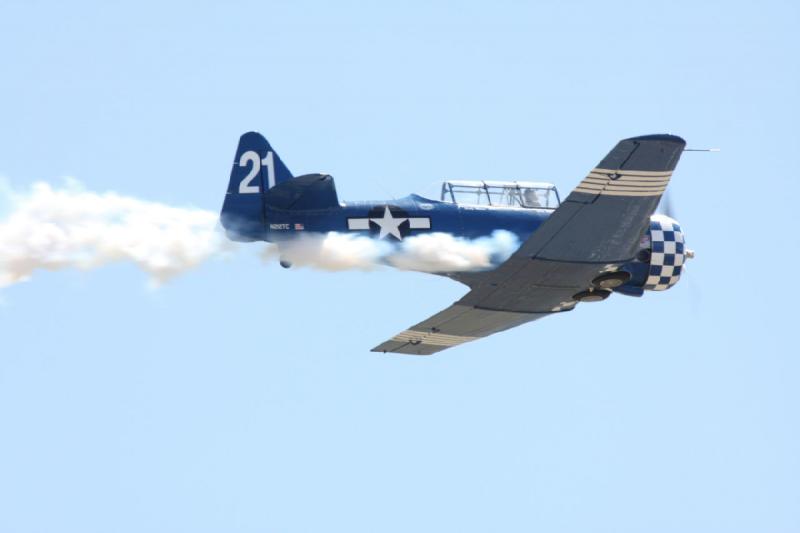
[655, 147, 718, 258]
[657, 190, 696, 260]
[659, 190, 675, 219]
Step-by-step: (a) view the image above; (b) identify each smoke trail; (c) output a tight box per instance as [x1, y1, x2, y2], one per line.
[388, 230, 519, 272]
[0, 180, 229, 288]
[262, 232, 393, 271]
[0, 180, 522, 288]
[264, 230, 519, 273]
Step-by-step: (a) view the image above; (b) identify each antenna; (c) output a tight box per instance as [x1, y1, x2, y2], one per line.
[683, 148, 721, 152]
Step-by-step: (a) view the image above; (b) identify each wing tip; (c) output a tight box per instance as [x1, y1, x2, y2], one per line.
[370, 341, 441, 356]
[623, 133, 686, 145]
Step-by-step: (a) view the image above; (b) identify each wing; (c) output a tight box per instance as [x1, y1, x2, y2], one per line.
[371, 303, 547, 355]
[372, 134, 686, 355]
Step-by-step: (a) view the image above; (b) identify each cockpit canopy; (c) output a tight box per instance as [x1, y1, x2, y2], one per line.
[440, 180, 561, 209]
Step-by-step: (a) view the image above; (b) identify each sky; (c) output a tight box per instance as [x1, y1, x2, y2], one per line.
[0, 1, 798, 531]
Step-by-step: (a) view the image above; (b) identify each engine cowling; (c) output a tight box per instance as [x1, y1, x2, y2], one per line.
[614, 214, 690, 297]
[640, 214, 688, 291]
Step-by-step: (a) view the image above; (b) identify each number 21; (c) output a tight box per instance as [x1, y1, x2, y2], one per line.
[238, 150, 275, 194]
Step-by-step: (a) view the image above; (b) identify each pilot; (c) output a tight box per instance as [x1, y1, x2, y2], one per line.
[524, 189, 541, 207]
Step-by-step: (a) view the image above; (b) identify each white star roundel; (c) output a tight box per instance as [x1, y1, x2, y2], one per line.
[347, 205, 431, 240]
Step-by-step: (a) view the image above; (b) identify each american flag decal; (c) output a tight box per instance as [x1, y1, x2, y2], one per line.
[294, 223, 304, 231]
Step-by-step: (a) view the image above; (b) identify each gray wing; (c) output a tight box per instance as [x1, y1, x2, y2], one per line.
[372, 134, 686, 355]
[371, 304, 546, 355]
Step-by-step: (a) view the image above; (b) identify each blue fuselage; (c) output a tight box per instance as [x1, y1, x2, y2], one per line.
[262, 194, 551, 243]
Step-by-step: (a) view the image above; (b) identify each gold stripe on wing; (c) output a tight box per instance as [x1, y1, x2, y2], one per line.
[612, 179, 671, 186]
[605, 183, 668, 191]
[575, 182, 605, 190]
[393, 330, 473, 342]
[604, 190, 666, 196]
[392, 330, 477, 347]
[593, 168, 673, 177]
[575, 182, 667, 194]
[575, 169, 671, 197]
[611, 176, 671, 181]
[586, 175, 671, 185]
[598, 189, 663, 197]
[605, 189, 666, 195]
[604, 184, 667, 191]
[425, 333, 477, 346]
[579, 178, 609, 186]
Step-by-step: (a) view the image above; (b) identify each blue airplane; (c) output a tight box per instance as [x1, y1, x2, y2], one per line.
[221, 132, 693, 354]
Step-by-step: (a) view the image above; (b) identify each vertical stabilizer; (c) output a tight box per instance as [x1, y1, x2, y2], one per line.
[221, 131, 293, 241]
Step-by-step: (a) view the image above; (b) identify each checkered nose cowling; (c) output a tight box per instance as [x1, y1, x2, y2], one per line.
[644, 214, 686, 291]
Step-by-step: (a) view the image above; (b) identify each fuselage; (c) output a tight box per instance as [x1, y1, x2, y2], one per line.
[258, 192, 678, 295]
[262, 193, 552, 244]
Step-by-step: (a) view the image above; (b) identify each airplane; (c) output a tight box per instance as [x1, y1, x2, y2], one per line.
[221, 131, 693, 355]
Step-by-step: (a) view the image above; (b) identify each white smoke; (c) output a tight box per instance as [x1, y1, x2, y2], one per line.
[0, 180, 521, 288]
[0, 180, 229, 288]
[262, 232, 393, 271]
[388, 230, 519, 272]
[264, 230, 519, 273]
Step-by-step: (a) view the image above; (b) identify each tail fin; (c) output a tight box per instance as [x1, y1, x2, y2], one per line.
[220, 131, 294, 241]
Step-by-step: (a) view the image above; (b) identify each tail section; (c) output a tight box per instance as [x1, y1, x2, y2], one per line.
[221, 131, 293, 241]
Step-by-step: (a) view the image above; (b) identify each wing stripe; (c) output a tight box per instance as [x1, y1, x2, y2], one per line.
[575, 167, 673, 197]
[591, 167, 673, 177]
[609, 180, 671, 186]
[575, 183, 605, 190]
[586, 177, 672, 185]
[586, 175, 673, 182]
[391, 329, 478, 346]
[574, 189, 667, 197]
[604, 185, 668, 191]
[575, 183, 669, 192]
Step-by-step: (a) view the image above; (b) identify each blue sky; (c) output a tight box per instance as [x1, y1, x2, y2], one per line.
[0, 1, 798, 531]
